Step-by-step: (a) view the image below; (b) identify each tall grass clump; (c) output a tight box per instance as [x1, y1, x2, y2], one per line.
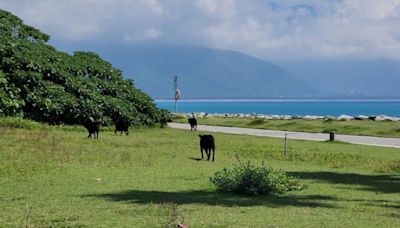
[210, 157, 305, 195]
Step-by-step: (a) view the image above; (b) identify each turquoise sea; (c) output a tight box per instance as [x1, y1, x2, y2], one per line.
[155, 100, 400, 117]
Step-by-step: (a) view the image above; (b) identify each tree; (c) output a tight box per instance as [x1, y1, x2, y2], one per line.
[0, 9, 169, 126]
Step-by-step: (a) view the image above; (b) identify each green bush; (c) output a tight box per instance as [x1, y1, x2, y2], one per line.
[158, 109, 172, 127]
[210, 159, 305, 195]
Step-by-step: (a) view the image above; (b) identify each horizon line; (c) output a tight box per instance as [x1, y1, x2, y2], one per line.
[155, 99, 400, 102]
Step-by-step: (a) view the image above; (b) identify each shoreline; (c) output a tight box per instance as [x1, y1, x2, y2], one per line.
[156, 100, 400, 117]
[175, 112, 400, 121]
[156, 99, 400, 102]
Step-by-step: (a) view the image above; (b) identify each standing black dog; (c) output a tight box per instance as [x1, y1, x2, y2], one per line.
[199, 135, 215, 161]
[114, 120, 129, 136]
[188, 113, 197, 131]
[83, 118, 100, 139]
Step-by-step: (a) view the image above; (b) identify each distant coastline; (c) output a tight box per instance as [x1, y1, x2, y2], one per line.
[155, 99, 400, 117]
[155, 99, 400, 102]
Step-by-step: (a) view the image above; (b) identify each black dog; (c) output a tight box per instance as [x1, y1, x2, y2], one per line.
[83, 120, 100, 139]
[188, 113, 197, 131]
[199, 135, 215, 161]
[188, 117, 197, 131]
[114, 120, 129, 136]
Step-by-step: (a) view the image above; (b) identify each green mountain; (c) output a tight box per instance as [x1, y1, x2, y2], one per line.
[93, 46, 319, 99]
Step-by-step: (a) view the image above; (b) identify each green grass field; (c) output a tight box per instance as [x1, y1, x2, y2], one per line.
[173, 116, 400, 138]
[1, 119, 399, 227]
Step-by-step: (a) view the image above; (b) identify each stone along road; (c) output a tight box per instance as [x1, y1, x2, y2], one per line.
[168, 123, 400, 149]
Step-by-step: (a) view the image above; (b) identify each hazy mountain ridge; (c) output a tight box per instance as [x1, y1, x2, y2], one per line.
[280, 59, 400, 99]
[53, 42, 400, 99]
[94, 46, 319, 99]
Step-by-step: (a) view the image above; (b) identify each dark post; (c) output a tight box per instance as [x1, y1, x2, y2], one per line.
[284, 133, 288, 157]
[329, 132, 335, 141]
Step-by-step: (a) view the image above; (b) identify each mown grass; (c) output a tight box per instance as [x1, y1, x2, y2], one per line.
[0, 119, 399, 227]
[173, 116, 400, 138]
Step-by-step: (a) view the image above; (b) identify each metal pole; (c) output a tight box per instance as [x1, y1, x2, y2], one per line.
[174, 76, 178, 113]
[175, 100, 177, 114]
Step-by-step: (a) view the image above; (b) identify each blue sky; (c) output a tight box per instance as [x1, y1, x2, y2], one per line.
[1, 0, 400, 60]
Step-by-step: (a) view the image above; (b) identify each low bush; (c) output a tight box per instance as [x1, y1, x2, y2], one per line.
[210, 158, 305, 195]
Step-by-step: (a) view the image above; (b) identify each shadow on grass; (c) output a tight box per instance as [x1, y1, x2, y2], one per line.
[289, 171, 400, 194]
[82, 190, 336, 208]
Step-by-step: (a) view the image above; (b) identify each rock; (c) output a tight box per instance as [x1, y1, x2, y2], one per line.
[271, 115, 281, 119]
[354, 115, 369, 120]
[337, 115, 354, 121]
[303, 115, 324, 120]
[325, 115, 336, 120]
[264, 115, 274, 120]
[375, 115, 396, 121]
[282, 115, 293, 120]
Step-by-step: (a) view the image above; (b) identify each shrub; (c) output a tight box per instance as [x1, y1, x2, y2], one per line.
[210, 159, 305, 195]
[158, 109, 172, 127]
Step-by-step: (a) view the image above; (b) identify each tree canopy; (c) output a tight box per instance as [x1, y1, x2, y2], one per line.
[0, 9, 170, 126]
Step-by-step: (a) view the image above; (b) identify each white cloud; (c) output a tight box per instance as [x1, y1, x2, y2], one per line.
[124, 28, 163, 42]
[143, 28, 163, 39]
[1, 0, 400, 60]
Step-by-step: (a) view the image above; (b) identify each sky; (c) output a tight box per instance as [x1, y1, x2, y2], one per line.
[1, 0, 400, 60]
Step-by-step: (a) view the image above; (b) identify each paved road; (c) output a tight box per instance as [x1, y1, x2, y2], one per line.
[168, 123, 400, 149]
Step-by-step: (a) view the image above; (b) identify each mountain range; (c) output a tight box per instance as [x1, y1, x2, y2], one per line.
[53, 43, 400, 99]
[280, 59, 400, 99]
[93, 45, 319, 99]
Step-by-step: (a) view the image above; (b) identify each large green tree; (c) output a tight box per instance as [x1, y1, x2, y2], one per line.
[0, 9, 170, 126]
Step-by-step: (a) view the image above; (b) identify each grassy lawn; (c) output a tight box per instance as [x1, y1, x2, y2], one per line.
[173, 116, 400, 138]
[1, 120, 400, 227]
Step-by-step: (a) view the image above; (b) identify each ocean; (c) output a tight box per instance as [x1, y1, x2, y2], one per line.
[155, 100, 400, 117]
